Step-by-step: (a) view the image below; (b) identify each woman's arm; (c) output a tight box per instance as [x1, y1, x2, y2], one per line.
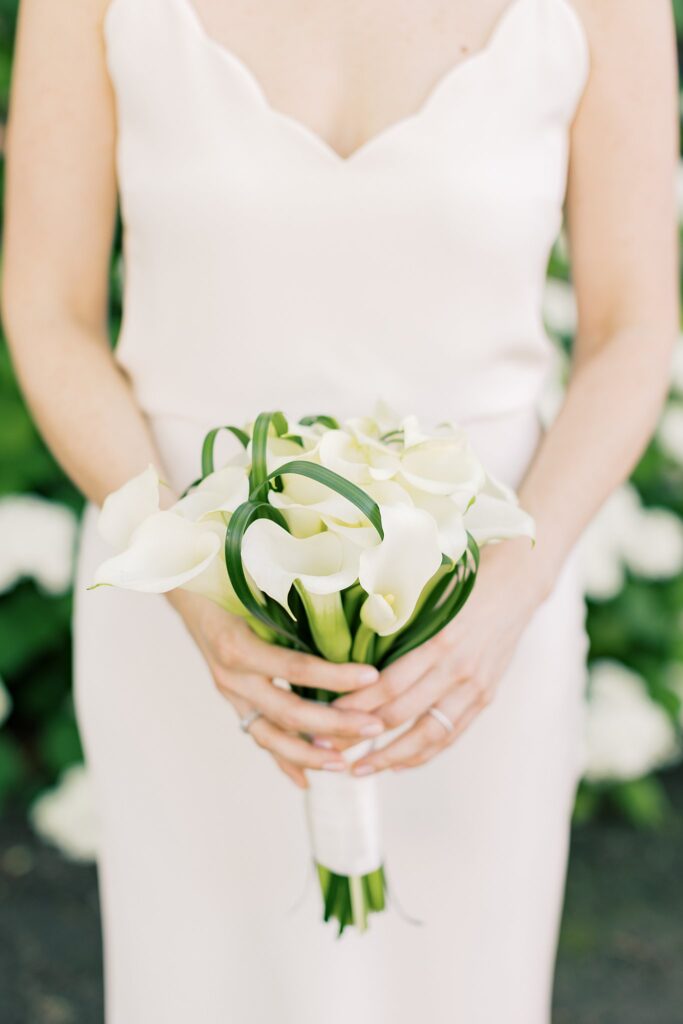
[2, 0, 162, 501]
[334, 0, 680, 774]
[2, 0, 384, 788]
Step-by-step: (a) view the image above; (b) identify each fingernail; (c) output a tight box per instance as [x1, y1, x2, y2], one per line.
[358, 668, 379, 684]
[392, 766, 405, 772]
[313, 737, 334, 749]
[322, 761, 347, 772]
[360, 722, 384, 737]
[352, 764, 375, 776]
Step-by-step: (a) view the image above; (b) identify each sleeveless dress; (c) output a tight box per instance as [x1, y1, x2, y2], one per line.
[73, 1, 591, 1021]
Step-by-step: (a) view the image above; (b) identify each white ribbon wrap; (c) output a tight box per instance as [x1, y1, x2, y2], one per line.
[304, 738, 383, 876]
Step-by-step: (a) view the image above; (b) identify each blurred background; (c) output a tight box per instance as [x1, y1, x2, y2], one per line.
[0, 2, 682, 1022]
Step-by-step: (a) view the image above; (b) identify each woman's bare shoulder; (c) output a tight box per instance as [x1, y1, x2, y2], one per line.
[568, 0, 675, 59]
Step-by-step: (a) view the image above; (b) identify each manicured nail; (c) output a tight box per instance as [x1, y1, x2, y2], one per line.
[322, 762, 347, 772]
[312, 737, 334, 749]
[360, 722, 384, 737]
[352, 764, 375, 776]
[358, 668, 379, 684]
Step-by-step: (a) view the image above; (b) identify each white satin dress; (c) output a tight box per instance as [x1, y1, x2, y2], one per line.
[74, 0, 592, 1021]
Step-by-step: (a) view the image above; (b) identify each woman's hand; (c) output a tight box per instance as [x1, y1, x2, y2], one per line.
[333, 539, 550, 775]
[168, 590, 385, 789]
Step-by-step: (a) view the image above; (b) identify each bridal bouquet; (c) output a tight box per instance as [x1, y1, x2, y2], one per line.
[91, 406, 535, 934]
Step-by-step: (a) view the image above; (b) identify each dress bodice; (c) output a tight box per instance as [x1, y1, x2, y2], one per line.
[103, 0, 589, 489]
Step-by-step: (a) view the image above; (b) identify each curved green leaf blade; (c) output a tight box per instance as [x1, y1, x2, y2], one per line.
[201, 425, 250, 478]
[249, 411, 289, 494]
[252, 461, 384, 540]
[224, 499, 310, 650]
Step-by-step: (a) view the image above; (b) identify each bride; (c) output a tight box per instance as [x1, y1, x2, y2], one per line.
[2, 1, 677, 1021]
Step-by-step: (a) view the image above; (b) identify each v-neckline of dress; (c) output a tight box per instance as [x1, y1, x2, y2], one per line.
[170, 0, 536, 167]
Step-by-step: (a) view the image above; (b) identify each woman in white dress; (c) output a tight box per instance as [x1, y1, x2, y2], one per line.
[2, 0, 678, 1021]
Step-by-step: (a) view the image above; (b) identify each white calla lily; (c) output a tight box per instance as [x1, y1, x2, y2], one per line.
[319, 429, 399, 484]
[463, 473, 536, 546]
[399, 433, 486, 505]
[401, 484, 468, 562]
[173, 466, 249, 522]
[97, 465, 160, 551]
[359, 505, 443, 636]
[92, 511, 241, 611]
[242, 520, 361, 609]
[241, 520, 361, 660]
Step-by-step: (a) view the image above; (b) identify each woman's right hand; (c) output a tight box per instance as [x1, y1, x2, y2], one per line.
[167, 590, 385, 789]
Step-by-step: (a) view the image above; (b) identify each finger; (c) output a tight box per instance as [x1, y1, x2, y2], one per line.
[227, 692, 311, 788]
[233, 631, 379, 693]
[332, 638, 443, 713]
[378, 662, 472, 730]
[219, 671, 385, 739]
[397, 697, 486, 769]
[349, 680, 483, 774]
[272, 753, 309, 789]
[349, 712, 447, 775]
[249, 717, 348, 771]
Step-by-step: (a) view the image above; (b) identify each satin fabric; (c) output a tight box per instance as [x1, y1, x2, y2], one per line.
[74, 0, 591, 1020]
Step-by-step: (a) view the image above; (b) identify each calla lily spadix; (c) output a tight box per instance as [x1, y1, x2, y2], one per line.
[97, 464, 160, 551]
[358, 504, 443, 636]
[241, 519, 361, 661]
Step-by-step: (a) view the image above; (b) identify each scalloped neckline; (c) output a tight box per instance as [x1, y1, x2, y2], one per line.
[172, 0, 535, 166]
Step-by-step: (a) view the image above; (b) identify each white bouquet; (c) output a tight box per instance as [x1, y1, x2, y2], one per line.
[91, 407, 535, 934]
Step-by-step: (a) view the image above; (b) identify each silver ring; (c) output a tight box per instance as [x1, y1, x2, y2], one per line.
[238, 708, 262, 734]
[427, 706, 454, 734]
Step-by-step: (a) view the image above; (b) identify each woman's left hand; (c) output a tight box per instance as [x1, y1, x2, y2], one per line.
[332, 538, 551, 775]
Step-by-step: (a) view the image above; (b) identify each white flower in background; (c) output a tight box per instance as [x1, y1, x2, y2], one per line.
[359, 505, 443, 636]
[0, 675, 12, 725]
[542, 277, 577, 338]
[657, 403, 683, 464]
[578, 483, 683, 600]
[582, 660, 679, 783]
[29, 764, 98, 862]
[98, 464, 160, 550]
[677, 158, 683, 224]
[0, 495, 78, 595]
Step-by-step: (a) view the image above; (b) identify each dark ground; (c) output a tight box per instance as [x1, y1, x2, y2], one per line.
[1, 774, 682, 1024]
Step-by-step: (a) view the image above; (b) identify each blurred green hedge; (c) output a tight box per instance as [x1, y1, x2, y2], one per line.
[0, 2, 681, 828]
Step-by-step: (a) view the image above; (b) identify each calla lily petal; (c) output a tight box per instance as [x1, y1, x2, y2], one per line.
[464, 491, 536, 546]
[241, 519, 361, 612]
[359, 505, 443, 636]
[97, 465, 160, 551]
[402, 485, 468, 562]
[319, 430, 399, 485]
[93, 512, 222, 594]
[173, 466, 249, 522]
[399, 435, 486, 501]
